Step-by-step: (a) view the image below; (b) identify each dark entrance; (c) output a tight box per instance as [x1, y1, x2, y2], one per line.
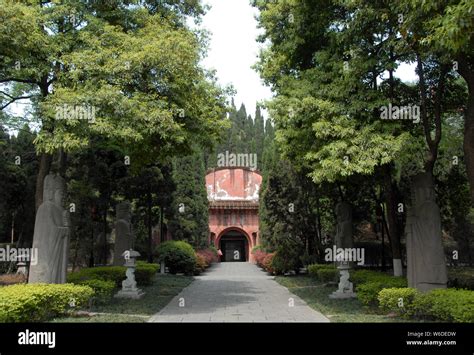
[219, 231, 248, 262]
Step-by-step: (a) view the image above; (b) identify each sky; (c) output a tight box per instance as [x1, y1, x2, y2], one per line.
[200, 0, 272, 117]
[199, 0, 417, 119]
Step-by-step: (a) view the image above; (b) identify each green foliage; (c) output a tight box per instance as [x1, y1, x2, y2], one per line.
[350, 270, 397, 286]
[168, 151, 209, 248]
[155, 240, 197, 275]
[75, 279, 116, 304]
[412, 289, 474, 323]
[308, 264, 338, 282]
[308, 264, 334, 274]
[67, 266, 124, 286]
[0, 126, 37, 246]
[135, 263, 159, 286]
[378, 288, 420, 317]
[350, 269, 408, 307]
[270, 244, 303, 275]
[67, 263, 158, 287]
[259, 149, 324, 260]
[317, 268, 338, 283]
[1, 1, 228, 159]
[0, 283, 94, 322]
[448, 267, 474, 290]
[357, 279, 408, 307]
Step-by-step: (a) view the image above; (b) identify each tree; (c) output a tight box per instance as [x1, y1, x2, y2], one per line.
[0, 0, 228, 210]
[396, 0, 474, 204]
[168, 150, 209, 248]
[253, 0, 469, 276]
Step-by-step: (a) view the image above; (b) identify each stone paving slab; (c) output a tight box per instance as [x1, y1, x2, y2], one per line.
[148, 262, 329, 323]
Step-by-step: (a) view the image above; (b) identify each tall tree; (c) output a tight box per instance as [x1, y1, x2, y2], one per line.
[168, 150, 209, 248]
[0, 0, 228, 210]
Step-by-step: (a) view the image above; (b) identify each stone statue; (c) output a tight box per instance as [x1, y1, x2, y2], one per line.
[113, 202, 133, 266]
[335, 202, 353, 250]
[29, 174, 70, 284]
[407, 172, 447, 292]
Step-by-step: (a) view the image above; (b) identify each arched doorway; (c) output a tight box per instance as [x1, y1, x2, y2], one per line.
[218, 229, 249, 262]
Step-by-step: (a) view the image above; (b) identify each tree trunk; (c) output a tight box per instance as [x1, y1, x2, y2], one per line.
[58, 149, 67, 177]
[147, 188, 153, 263]
[459, 57, 474, 204]
[160, 206, 165, 243]
[383, 164, 403, 276]
[102, 208, 108, 265]
[35, 153, 53, 211]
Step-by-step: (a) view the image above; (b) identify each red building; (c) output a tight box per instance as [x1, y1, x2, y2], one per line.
[206, 167, 261, 262]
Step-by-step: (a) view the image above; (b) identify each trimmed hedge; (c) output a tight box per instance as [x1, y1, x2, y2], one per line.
[318, 268, 339, 283]
[67, 263, 158, 287]
[75, 279, 115, 304]
[156, 241, 196, 275]
[413, 288, 474, 323]
[350, 269, 390, 286]
[378, 287, 419, 317]
[308, 264, 338, 282]
[308, 264, 335, 275]
[0, 283, 94, 322]
[377, 287, 474, 322]
[349, 269, 407, 307]
[356, 278, 407, 307]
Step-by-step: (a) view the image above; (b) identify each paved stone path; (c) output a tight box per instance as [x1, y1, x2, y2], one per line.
[148, 262, 330, 323]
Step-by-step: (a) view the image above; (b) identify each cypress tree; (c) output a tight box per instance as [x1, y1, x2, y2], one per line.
[168, 150, 209, 248]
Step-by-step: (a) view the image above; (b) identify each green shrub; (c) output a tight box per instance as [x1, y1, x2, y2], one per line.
[307, 264, 336, 279]
[318, 268, 338, 283]
[378, 288, 419, 316]
[67, 266, 124, 286]
[135, 263, 158, 286]
[76, 279, 115, 304]
[448, 267, 474, 290]
[136, 261, 159, 273]
[412, 288, 474, 323]
[156, 240, 196, 275]
[271, 250, 300, 275]
[350, 269, 388, 286]
[0, 283, 94, 322]
[271, 244, 303, 275]
[356, 277, 407, 307]
[67, 263, 157, 287]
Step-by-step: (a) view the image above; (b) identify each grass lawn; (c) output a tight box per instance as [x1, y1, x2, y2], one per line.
[51, 274, 193, 323]
[275, 275, 419, 323]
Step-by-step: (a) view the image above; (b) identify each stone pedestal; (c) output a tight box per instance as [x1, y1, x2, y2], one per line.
[329, 263, 356, 299]
[114, 250, 145, 300]
[160, 261, 165, 274]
